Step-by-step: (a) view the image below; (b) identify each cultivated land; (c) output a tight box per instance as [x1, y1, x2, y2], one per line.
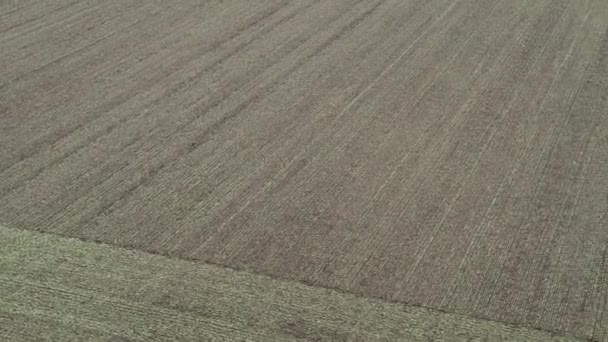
[1, 0, 607, 340]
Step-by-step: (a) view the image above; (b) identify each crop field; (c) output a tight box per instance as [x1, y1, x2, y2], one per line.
[1, 0, 607, 340]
